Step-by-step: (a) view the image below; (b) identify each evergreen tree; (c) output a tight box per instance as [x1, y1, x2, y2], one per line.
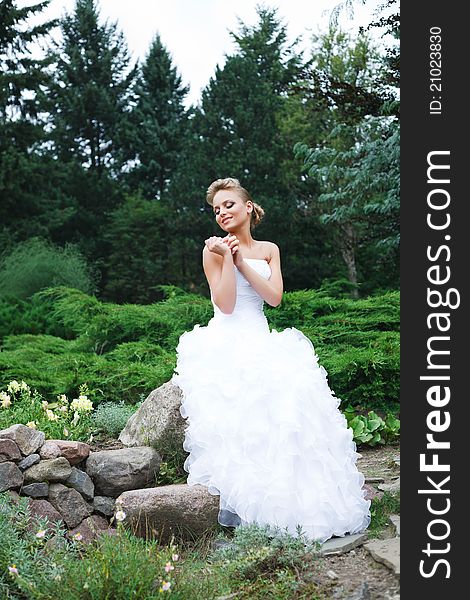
[0, 0, 58, 255]
[167, 7, 335, 292]
[45, 0, 136, 176]
[127, 34, 189, 200]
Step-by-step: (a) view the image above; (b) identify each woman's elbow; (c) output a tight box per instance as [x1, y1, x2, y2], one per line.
[268, 294, 283, 308]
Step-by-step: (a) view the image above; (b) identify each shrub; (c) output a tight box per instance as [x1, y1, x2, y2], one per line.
[0, 237, 99, 300]
[92, 400, 140, 438]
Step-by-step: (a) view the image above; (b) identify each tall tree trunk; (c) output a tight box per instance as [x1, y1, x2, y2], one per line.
[339, 222, 359, 298]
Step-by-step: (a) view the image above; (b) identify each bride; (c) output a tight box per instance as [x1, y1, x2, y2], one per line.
[171, 177, 370, 543]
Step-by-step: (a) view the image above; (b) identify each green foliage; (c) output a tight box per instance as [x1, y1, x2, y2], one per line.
[101, 195, 175, 304]
[343, 407, 400, 446]
[91, 400, 140, 438]
[125, 34, 189, 199]
[45, 0, 136, 173]
[0, 237, 98, 301]
[0, 380, 94, 442]
[0, 492, 74, 599]
[368, 491, 400, 538]
[0, 492, 180, 598]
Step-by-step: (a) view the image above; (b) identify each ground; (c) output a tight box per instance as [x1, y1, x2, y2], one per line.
[310, 444, 401, 599]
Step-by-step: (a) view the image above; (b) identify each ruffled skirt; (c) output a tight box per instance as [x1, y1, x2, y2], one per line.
[172, 316, 370, 543]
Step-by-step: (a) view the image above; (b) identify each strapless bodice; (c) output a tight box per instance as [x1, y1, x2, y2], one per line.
[210, 258, 271, 330]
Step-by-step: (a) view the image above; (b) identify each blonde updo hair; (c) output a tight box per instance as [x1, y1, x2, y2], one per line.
[206, 177, 265, 228]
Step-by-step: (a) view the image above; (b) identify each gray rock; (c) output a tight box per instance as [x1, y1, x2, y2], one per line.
[119, 382, 186, 450]
[23, 457, 72, 484]
[65, 466, 94, 501]
[0, 438, 22, 462]
[86, 447, 161, 498]
[21, 482, 49, 498]
[378, 477, 400, 495]
[18, 453, 40, 470]
[93, 496, 115, 518]
[364, 538, 400, 577]
[0, 461, 24, 492]
[39, 441, 61, 459]
[320, 533, 368, 556]
[0, 424, 45, 455]
[48, 483, 93, 528]
[115, 483, 220, 542]
[344, 581, 371, 600]
[365, 477, 385, 483]
[389, 515, 400, 536]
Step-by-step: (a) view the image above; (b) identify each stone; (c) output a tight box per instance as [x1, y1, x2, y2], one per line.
[28, 499, 64, 534]
[39, 441, 61, 459]
[23, 457, 72, 484]
[378, 477, 400, 495]
[0, 424, 45, 455]
[21, 483, 49, 498]
[116, 483, 220, 542]
[0, 461, 24, 492]
[344, 581, 371, 600]
[47, 439, 90, 465]
[18, 453, 40, 470]
[365, 477, 385, 483]
[389, 515, 400, 536]
[66, 514, 110, 545]
[327, 569, 339, 580]
[65, 466, 94, 501]
[320, 533, 368, 556]
[362, 483, 383, 502]
[119, 381, 186, 450]
[93, 496, 115, 518]
[5, 489, 21, 503]
[0, 438, 22, 462]
[364, 538, 400, 577]
[48, 483, 93, 528]
[86, 447, 161, 498]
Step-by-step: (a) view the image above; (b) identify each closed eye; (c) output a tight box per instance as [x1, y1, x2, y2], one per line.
[214, 202, 234, 215]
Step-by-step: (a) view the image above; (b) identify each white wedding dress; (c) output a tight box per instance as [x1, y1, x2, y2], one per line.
[172, 258, 370, 543]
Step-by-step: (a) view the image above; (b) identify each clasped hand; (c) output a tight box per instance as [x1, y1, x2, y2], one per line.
[204, 234, 243, 266]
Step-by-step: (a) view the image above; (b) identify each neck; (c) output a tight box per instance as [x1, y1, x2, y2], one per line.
[232, 225, 254, 248]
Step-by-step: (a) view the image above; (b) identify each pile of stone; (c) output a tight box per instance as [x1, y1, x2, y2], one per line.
[0, 382, 221, 545]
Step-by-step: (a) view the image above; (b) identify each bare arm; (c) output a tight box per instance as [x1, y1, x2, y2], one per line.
[202, 239, 237, 314]
[235, 242, 283, 307]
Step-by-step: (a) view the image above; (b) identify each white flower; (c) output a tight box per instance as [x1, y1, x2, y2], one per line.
[63, 427, 69, 437]
[7, 380, 20, 393]
[57, 394, 68, 403]
[115, 510, 126, 522]
[0, 392, 11, 408]
[59, 405, 68, 412]
[41, 400, 49, 409]
[73, 532, 83, 541]
[71, 395, 93, 413]
[46, 409, 58, 422]
[36, 529, 46, 539]
[20, 380, 30, 392]
[26, 421, 37, 429]
[72, 411, 80, 426]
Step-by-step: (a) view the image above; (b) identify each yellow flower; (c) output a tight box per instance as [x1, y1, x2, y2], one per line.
[26, 421, 37, 429]
[63, 427, 69, 437]
[8, 564, 18, 576]
[71, 395, 93, 413]
[7, 380, 20, 393]
[20, 380, 30, 392]
[46, 409, 58, 422]
[41, 400, 49, 409]
[0, 392, 11, 408]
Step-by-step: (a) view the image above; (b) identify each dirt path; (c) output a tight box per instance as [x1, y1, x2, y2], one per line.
[311, 444, 401, 599]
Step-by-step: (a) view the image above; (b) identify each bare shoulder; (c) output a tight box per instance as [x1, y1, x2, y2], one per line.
[258, 240, 280, 262]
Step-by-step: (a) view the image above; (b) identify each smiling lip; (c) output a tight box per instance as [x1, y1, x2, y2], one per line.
[221, 217, 232, 224]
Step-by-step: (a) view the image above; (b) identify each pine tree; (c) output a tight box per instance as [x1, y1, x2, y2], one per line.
[126, 34, 189, 200]
[46, 0, 136, 176]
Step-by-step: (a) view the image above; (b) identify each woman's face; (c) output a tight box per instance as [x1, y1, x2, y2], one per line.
[212, 189, 252, 233]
